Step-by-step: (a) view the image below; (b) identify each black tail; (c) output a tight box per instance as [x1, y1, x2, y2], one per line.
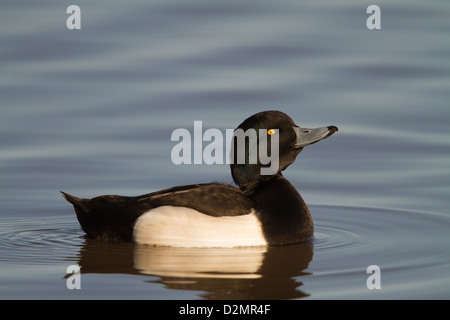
[61, 191, 85, 207]
[61, 191, 145, 242]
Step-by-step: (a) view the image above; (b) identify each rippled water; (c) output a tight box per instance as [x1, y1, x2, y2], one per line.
[1, 0, 449, 299]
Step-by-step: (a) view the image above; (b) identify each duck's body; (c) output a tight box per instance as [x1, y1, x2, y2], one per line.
[62, 174, 311, 247]
[62, 111, 337, 247]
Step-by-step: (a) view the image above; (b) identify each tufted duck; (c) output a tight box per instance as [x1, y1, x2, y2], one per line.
[62, 110, 337, 247]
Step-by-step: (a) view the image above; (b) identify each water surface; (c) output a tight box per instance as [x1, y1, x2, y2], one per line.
[1, 0, 449, 299]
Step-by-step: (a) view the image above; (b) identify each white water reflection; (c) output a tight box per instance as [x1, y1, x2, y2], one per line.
[134, 246, 267, 279]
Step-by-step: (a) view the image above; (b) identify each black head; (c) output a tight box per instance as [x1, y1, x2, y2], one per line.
[230, 110, 338, 190]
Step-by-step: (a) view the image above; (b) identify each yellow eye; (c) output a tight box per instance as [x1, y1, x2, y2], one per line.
[267, 129, 276, 135]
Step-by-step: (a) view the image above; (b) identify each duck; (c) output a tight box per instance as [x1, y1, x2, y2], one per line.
[62, 110, 338, 247]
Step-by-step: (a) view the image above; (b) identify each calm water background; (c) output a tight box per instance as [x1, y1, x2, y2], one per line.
[1, 0, 449, 299]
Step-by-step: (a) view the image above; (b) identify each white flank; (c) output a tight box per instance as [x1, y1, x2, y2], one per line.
[133, 206, 267, 248]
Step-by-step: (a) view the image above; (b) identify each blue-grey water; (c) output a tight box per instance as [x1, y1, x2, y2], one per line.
[1, 0, 449, 299]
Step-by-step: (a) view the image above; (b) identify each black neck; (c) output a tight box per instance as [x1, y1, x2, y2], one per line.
[248, 174, 313, 245]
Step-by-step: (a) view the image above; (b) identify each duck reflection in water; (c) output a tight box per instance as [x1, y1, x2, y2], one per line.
[71, 238, 313, 299]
